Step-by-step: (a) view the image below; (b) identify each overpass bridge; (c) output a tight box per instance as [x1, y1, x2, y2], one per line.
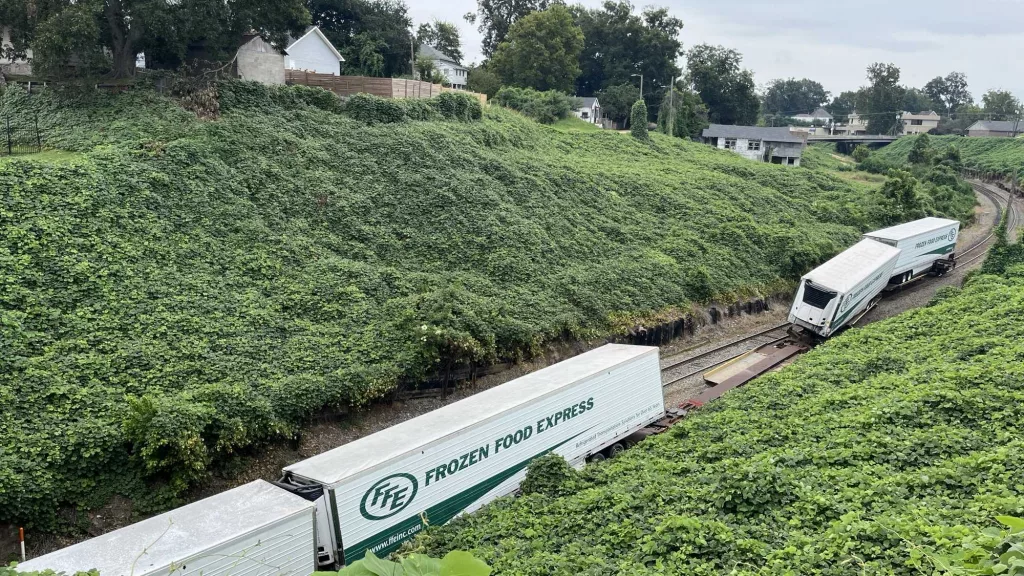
[807, 134, 901, 144]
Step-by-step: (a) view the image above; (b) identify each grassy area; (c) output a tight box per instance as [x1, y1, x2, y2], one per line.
[0, 81, 970, 531]
[550, 117, 603, 132]
[0, 150, 84, 164]
[875, 134, 1024, 180]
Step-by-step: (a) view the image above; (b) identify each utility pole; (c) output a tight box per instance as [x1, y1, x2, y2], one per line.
[631, 73, 643, 98]
[1013, 113, 1021, 196]
[668, 76, 675, 137]
[410, 28, 415, 77]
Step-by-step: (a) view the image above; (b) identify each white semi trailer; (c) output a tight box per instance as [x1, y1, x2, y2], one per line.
[863, 217, 961, 286]
[17, 481, 317, 576]
[788, 239, 901, 338]
[278, 343, 664, 567]
[17, 345, 665, 574]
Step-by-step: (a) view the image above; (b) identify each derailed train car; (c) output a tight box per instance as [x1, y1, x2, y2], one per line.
[789, 217, 961, 338]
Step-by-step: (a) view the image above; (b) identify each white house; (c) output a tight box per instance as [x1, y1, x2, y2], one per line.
[833, 112, 870, 135]
[792, 107, 833, 124]
[573, 97, 601, 125]
[418, 45, 468, 89]
[284, 26, 344, 75]
[901, 110, 940, 135]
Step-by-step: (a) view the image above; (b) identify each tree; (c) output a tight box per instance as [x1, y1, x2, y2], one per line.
[880, 169, 922, 222]
[863, 63, 905, 135]
[5, 0, 311, 78]
[467, 66, 502, 98]
[982, 89, 1022, 118]
[631, 99, 649, 140]
[827, 90, 860, 123]
[596, 83, 640, 126]
[571, 2, 683, 100]
[311, 0, 413, 78]
[489, 5, 583, 93]
[657, 86, 708, 139]
[685, 44, 759, 125]
[901, 87, 934, 113]
[465, 0, 550, 57]
[415, 55, 437, 81]
[762, 78, 829, 116]
[924, 72, 973, 115]
[908, 134, 933, 165]
[417, 20, 463, 63]
[852, 145, 871, 163]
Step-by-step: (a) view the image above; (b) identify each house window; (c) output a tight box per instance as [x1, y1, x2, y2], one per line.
[911, 119, 923, 126]
[747, 140, 761, 151]
[581, 111, 589, 119]
[724, 138, 737, 150]
[788, 158, 796, 165]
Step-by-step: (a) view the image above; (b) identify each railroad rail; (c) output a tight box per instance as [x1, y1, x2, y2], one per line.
[659, 323, 791, 388]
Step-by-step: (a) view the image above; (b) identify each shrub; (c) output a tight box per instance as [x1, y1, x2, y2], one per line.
[852, 144, 871, 162]
[630, 99, 648, 140]
[519, 454, 579, 497]
[492, 86, 575, 124]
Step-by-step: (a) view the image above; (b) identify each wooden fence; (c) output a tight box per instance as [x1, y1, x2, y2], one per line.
[285, 70, 487, 104]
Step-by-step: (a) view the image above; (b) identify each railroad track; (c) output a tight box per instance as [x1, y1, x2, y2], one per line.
[959, 181, 1015, 267]
[659, 322, 791, 388]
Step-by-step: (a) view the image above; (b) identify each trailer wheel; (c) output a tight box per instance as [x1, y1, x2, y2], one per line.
[610, 443, 626, 457]
[588, 452, 606, 463]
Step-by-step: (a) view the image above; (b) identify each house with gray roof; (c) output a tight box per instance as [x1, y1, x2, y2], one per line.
[967, 120, 1023, 138]
[573, 97, 601, 125]
[701, 125, 808, 166]
[418, 45, 468, 89]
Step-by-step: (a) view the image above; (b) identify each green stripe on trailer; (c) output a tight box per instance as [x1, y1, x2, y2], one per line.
[923, 243, 955, 256]
[832, 292, 873, 330]
[342, 429, 592, 561]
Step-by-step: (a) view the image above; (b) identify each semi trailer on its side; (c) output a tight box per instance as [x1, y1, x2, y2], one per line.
[17, 481, 318, 576]
[788, 239, 901, 338]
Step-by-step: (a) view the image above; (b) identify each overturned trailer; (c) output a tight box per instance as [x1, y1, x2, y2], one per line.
[788, 239, 901, 338]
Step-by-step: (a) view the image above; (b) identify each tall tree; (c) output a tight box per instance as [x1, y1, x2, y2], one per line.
[761, 78, 829, 115]
[862, 62, 905, 135]
[658, 85, 709, 139]
[467, 66, 502, 98]
[685, 44, 759, 125]
[417, 19, 463, 63]
[901, 87, 934, 113]
[596, 83, 640, 126]
[571, 1, 683, 100]
[489, 5, 583, 93]
[310, 0, 413, 78]
[464, 0, 550, 57]
[924, 72, 973, 115]
[982, 89, 1022, 118]
[827, 90, 860, 123]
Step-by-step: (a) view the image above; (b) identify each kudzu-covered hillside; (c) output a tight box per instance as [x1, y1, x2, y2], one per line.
[0, 82, 969, 528]
[409, 240, 1024, 575]
[876, 133, 1024, 180]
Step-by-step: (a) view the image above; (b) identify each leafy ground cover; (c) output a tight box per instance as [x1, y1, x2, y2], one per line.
[409, 236, 1024, 575]
[876, 134, 1024, 180]
[0, 82, 972, 531]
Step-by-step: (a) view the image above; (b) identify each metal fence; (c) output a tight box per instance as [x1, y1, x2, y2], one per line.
[1, 113, 42, 156]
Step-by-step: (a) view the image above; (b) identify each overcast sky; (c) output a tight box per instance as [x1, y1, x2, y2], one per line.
[408, 0, 1024, 100]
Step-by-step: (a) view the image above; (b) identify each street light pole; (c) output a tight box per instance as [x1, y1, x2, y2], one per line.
[631, 73, 643, 97]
